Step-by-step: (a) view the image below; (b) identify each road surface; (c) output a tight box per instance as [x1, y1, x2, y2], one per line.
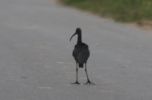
[0, 0, 152, 100]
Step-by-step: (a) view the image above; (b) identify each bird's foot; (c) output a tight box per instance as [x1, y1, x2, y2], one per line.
[71, 81, 80, 85]
[84, 80, 95, 85]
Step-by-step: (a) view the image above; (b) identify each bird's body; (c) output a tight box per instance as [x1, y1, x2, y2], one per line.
[70, 28, 94, 85]
[73, 42, 90, 68]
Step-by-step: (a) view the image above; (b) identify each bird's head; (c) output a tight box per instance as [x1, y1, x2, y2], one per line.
[70, 28, 82, 42]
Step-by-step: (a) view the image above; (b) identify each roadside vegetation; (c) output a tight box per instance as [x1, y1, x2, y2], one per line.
[60, 0, 152, 23]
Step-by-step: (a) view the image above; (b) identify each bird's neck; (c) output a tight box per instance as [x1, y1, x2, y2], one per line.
[77, 33, 82, 44]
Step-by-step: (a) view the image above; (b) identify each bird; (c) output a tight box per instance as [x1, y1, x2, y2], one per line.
[70, 28, 94, 85]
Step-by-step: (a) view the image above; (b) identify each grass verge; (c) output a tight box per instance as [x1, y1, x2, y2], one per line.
[59, 0, 152, 23]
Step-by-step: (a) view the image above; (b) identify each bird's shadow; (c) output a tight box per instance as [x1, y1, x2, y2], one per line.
[70, 82, 96, 86]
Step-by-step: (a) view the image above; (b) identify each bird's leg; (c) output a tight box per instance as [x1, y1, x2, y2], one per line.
[72, 63, 80, 85]
[84, 63, 95, 85]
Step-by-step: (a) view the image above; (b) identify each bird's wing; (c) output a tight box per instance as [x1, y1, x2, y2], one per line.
[77, 46, 90, 64]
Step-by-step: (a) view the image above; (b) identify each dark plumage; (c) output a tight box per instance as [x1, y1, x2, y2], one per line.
[70, 28, 94, 85]
[73, 42, 90, 68]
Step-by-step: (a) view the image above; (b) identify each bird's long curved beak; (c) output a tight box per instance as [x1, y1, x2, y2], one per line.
[70, 33, 76, 42]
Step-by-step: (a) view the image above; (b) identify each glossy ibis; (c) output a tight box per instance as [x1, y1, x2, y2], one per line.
[70, 28, 94, 85]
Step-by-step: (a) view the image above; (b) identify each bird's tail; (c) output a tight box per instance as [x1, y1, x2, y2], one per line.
[79, 63, 84, 68]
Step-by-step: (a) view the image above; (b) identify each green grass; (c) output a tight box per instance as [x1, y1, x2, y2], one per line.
[60, 0, 152, 22]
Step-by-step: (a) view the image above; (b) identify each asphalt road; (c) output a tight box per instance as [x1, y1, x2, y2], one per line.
[1, 0, 152, 100]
